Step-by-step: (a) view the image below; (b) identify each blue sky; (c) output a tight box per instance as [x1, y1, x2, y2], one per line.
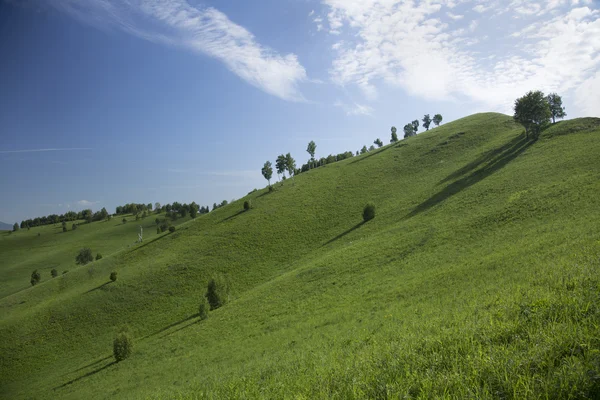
[1, 0, 598, 224]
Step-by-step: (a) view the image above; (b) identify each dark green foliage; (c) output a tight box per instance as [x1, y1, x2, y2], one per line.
[514, 90, 551, 139]
[12, 223, 19, 232]
[546, 93, 566, 124]
[360, 145, 368, 154]
[269, 185, 275, 193]
[155, 218, 160, 225]
[96, 253, 102, 261]
[423, 114, 432, 131]
[30, 270, 41, 286]
[122, 218, 127, 224]
[110, 272, 117, 282]
[206, 276, 229, 310]
[51, 269, 58, 278]
[374, 138, 383, 148]
[113, 330, 133, 362]
[157, 227, 160, 234]
[363, 203, 376, 222]
[285, 153, 296, 180]
[72, 223, 77, 231]
[198, 297, 210, 320]
[390, 126, 398, 143]
[244, 200, 252, 211]
[190, 202, 199, 219]
[369, 145, 375, 152]
[62, 221, 67, 233]
[433, 113, 443, 126]
[404, 123, 415, 138]
[75, 248, 93, 265]
[262, 160, 273, 187]
[160, 220, 170, 232]
[411, 119, 419, 134]
[169, 226, 176, 233]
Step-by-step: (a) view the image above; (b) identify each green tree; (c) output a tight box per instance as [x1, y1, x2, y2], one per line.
[360, 145, 368, 154]
[412, 119, 419, 134]
[190, 202, 199, 219]
[261, 160, 273, 187]
[306, 140, 317, 168]
[96, 253, 102, 261]
[404, 123, 415, 138]
[206, 275, 229, 310]
[422, 114, 432, 131]
[72, 223, 77, 231]
[433, 114, 443, 126]
[75, 248, 94, 265]
[113, 329, 133, 362]
[369, 145, 376, 152]
[514, 90, 551, 139]
[276, 154, 287, 180]
[12, 222, 19, 232]
[285, 153, 296, 182]
[110, 272, 117, 282]
[390, 126, 398, 143]
[244, 200, 252, 211]
[30, 270, 41, 286]
[51, 269, 58, 278]
[62, 221, 67, 233]
[374, 138, 383, 148]
[122, 218, 127, 224]
[546, 93, 566, 124]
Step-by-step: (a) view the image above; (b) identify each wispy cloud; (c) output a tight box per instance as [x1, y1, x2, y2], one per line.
[47, 0, 307, 101]
[323, 0, 600, 114]
[0, 148, 92, 154]
[77, 200, 99, 206]
[334, 100, 374, 116]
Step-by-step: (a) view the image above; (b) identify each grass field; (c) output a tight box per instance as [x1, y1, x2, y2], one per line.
[1, 113, 600, 399]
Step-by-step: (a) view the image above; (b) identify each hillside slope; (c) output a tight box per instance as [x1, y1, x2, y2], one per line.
[1, 114, 600, 399]
[0, 222, 12, 231]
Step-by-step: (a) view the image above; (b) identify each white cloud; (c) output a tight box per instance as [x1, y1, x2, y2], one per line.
[0, 148, 92, 154]
[574, 71, 600, 117]
[447, 12, 464, 20]
[324, 1, 600, 113]
[77, 200, 99, 207]
[334, 101, 374, 116]
[48, 0, 307, 101]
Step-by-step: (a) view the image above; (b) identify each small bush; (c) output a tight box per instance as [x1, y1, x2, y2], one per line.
[169, 226, 176, 233]
[206, 275, 229, 310]
[363, 203, 376, 222]
[244, 200, 252, 211]
[268, 185, 274, 192]
[96, 253, 103, 260]
[51, 269, 58, 278]
[113, 330, 133, 362]
[122, 218, 127, 224]
[72, 224, 77, 231]
[110, 272, 117, 282]
[30, 270, 41, 286]
[76, 248, 94, 265]
[198, 297, 210, 320]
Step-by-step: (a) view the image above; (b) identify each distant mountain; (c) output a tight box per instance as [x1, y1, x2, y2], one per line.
[0, 221, 13, 231]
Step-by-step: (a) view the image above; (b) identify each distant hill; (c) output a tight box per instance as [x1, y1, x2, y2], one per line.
[0, 221, 13, 231]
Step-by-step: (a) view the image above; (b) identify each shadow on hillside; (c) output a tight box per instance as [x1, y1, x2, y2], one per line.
[323, 221, 365, 247]
[221, 210, 246, 223]
[71, 355, 113, 374]
[406, 135, 533, 219]
[161, 318, 201, 338]
[54, 361, 116, 390]
[84, 281, 112, 294]
[439, 135, 524, 185]
[349, 145, 396, 164]
[142, 314, 197, 340]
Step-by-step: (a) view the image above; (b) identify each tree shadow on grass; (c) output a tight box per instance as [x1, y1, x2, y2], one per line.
[54, 361, 116, 390]
[160, 318, 201, 338]
[141, 314, 198, 340]
[406, 135, 533, 219]
[70, 355, 113, 374]
[439, 135, 524, 185]
[322, 221, 366, 247]
[84, 281, 112, 294]
[349, 145, 397, 164]
[221, 210, 246, 223]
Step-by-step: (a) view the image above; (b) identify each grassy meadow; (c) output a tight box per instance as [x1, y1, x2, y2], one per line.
[1, 113, 600, 399]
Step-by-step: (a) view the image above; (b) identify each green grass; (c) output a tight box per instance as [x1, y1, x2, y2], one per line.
[1, 113, 600, 399]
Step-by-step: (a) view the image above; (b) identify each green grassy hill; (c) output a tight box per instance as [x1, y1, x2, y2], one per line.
[1, 113, 600, 399]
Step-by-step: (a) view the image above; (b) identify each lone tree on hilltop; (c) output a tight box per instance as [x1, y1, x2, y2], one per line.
[285, 153, 296, 182]
[360, 145, 368, 154]
[514, 90, 551, 139]
[261, 160, 273, 188]
[306, 141, 317, 168]
[276, 154, 287, 180]
[404, 123, 415, 138]
[433, 114, 443, 126]
[546, 93, 566, 124]
[390, 126, 398, 143]
[374, 138, 383, 148]
[76, 248, 94, 266]
[423, 114, 432, 131]
[411, 119, 420, 134]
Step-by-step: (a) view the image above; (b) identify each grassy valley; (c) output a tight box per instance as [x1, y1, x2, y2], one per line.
[1, 113, 600, 399]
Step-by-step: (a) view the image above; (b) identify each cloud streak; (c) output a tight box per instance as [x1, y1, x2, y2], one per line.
[47, 0, 307, 101]
[0, 148, 92, 154]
